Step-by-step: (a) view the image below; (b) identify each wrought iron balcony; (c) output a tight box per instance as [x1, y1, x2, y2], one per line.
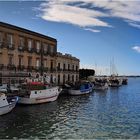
[0, 64, 4, 70]
[7, 64, 16, 70]
[7, 43, 15, 50]
[18, 46, 25, 52]
[17, 65, 25, 70]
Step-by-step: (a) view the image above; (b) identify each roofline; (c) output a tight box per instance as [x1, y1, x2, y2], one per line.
[0, 21, 57, 42]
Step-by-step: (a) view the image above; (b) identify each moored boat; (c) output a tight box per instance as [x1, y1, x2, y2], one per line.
[0, 93, 18, 115]
[93, 78, 108, 90]
[68, 81, 93, 95]
[18, 82, 62, 104]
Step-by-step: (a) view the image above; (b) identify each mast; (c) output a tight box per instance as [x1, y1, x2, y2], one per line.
[40, 43, 44, 76]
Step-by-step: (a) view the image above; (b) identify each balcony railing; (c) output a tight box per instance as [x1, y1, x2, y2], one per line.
[0, 41, 4, 48]
[35, 48, 41, 54]
[7, 64, 16, 70]
[0, 64, 4, 70]
[17, 65, 25, 70]
[7, 43, 15, 50]
[18, 46, 25, 52]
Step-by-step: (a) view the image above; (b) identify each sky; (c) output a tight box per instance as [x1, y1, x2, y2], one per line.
[0, 0, 140, 75]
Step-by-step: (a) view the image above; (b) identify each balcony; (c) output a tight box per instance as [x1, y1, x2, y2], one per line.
[35, 48, 41, 54]
[7, 43, 15, 50]
[50, 52, 56, 57]
[0, 41, 4, 49]
[17, 65, 25, 71]
[50, 68, 56, 72]
[18, 46, 25, 52]
[7, 64, 16, 70]
[57, 67, 63, 72]
[27, 66, 35, 72]
[43, 67, 48, 72]
[27, 47, 34, 53]
[0, 64, 4, 70]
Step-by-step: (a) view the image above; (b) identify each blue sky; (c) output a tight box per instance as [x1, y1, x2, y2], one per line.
[0, 0, 140, 75]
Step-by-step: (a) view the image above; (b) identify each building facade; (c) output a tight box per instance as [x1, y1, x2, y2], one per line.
[0, 22, 79, 85]
[56, 52, 79, 85]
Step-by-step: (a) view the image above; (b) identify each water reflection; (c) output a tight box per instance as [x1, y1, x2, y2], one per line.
[0, 78, 140, 139]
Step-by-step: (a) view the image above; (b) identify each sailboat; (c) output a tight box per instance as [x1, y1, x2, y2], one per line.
[109, 58, 122, 87]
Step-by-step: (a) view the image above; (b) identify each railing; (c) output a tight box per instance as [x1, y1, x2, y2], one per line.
[7, 64, 16, 70]
[18, 46, 25, 52]
[0, 41, 4, 48]
[7, 43, 15, 50]
[17, 65, 25, 70]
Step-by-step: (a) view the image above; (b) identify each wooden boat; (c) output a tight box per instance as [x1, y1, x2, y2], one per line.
[68, 82, 93, 95]
[0, 93, 18, 115]
[18, 82, 62, 104]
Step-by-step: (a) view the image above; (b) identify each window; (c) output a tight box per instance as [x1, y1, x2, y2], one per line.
[76, 66, 78, 71]
[36, 59, 40, 68]
[8, 55, 13, 65]
[58, 63, 60, 70]
[18, 56, 23, 66]
[50, 61, 53, 70]
[68, 74, 70, 81]
[63, 74, 65, 84]
[76, 75, 78, 81]
[0, 32, 2, 47]
[19, 37, 24, 47]
[28, 57, 32, 67]
[72, 65, 74, 70]
[7, 34, 13, 48]
[44, 59, 47, 68]
[72, 75, 74, 82]
[68, 64, 70, 70]
[63, 63, 65, 70]
[43, 43, 48, 53]
[50, 45, 54, 54]
[58, 75, 60, 84]
[0, 32, 2, 42]
[36, 41, 40, 52]
[28, 40, 32, 51]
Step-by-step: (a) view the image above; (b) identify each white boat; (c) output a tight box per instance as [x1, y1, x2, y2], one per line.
[0, 93, 18, 115]
[93, 78, 108, 90]
[18, 82, 62, 104]
[109, 78, 122, 87]
[68, 82, 93, 95]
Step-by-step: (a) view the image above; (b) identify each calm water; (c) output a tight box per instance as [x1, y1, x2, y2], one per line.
[0, 78, 140, 139]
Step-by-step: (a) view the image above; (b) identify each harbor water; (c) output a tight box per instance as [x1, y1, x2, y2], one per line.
[0, 78, 140, 139]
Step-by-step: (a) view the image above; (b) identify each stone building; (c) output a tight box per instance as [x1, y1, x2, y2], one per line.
[0, 22, 79, 85]
[56, 52, 79, 85]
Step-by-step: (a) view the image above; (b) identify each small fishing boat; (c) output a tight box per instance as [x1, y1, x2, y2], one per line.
[0, 93, 18, 115]
[18, 82, 62, 104]
[68, 81, 93, 95]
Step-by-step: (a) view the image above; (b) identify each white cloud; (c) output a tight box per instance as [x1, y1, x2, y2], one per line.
[129, 22, 140, 29]
[84, 28, 100, 33]
[132, 46, 140, 53]
[37, 0, 140, 31]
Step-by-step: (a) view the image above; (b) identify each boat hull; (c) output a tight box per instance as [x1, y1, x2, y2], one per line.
[18, 94, 59, 104]
[18, 86, 61, 104]
[0, 96, 18, 115]
[69, 87, 92, 95]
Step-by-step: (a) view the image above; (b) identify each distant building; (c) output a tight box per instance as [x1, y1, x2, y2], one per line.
[0, 22, 79, 84]
[56, 52, 79, 85]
